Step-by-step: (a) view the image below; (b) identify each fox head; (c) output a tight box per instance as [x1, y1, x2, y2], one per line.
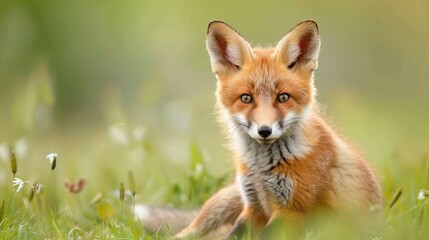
[207, 20, 320, 145]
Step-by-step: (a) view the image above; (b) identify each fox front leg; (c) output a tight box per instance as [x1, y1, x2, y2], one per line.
[224, 217, 247, 240]
[224, 206, 268, 240]
[175, 183, 243, 239]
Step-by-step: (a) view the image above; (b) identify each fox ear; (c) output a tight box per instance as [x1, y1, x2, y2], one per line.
[275, 20, 320, 71]
[206, 21, 252, 76]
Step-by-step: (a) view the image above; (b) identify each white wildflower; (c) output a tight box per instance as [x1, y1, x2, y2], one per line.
[417, 190, 429, 201]
[417, 191, 424, 200]
[13, 177, 25, 192]
[46, 153, 57, 164]
[34, 183, 45, 194]
[46, 152, 57, 170]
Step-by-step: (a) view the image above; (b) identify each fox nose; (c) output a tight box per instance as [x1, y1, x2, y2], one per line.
[258, 126, 272, 138]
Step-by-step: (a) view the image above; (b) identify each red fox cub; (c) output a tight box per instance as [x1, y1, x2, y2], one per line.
[173, 19, 383, 239]
[141, 20, 382, 239]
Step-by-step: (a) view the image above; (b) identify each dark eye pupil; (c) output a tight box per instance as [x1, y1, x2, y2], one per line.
[241, 94, 252, 103]
[278, 93, 289, 103]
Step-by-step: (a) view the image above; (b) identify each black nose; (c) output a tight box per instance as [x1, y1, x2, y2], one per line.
[258, 126, 272, 138]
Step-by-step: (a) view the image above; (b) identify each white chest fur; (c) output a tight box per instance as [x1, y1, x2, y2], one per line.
[233, 130, 309, 215]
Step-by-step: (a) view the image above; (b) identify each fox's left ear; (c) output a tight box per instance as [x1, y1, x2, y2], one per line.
[206, 21, 253, 77]
[275, 20, 320, 72]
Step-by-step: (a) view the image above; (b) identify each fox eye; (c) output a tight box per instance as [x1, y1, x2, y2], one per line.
[240, 94, 253, 104]
[277, 93, 290, 103]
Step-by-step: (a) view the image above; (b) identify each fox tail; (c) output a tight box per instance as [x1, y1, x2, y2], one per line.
[135, 205, 198, 235]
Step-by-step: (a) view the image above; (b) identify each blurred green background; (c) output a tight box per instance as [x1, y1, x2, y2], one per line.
[1, 0, 428, 206]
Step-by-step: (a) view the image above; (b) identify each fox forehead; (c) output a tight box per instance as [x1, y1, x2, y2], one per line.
[217, 48, 314, 107]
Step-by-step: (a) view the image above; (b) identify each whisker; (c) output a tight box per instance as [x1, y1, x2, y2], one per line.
[280, 117, 303, 129]
[222, 116, 251, 134]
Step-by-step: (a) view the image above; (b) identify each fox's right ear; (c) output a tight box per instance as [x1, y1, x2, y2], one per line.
[275, 20, 320, 72]
[206, 21, 252, 77]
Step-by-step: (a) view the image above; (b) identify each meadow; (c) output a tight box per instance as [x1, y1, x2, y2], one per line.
[1, 0, 429, 239]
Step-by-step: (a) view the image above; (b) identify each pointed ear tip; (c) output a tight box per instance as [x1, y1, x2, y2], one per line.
[302, 19, 319, 32]
[207, 20, 228, 34]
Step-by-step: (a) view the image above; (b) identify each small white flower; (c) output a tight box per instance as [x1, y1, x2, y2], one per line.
[417, 190, 426, 201]
[46, 153, 57, 164]
[34, 183, 45, 194]
[46, 152, 57, 170]
[12, 177, 25, 192]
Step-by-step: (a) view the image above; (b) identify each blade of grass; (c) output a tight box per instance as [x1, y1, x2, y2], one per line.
[389, 187, 403, 210]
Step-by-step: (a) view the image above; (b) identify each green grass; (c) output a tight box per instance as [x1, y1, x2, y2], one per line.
[0, 124, 428, 239]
